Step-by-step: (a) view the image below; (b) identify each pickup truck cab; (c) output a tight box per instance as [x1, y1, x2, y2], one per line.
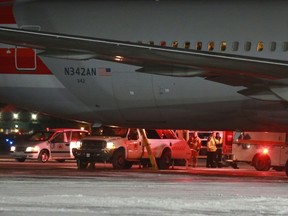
[10, 128, 89, 162]
[73, 126, 191, 170]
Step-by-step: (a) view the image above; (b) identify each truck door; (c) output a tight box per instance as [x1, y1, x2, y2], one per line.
[50, 132, 70, 159]
[126, 129, 143, 159]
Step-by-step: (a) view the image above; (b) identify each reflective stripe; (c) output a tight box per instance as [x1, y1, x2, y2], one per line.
[0, 48, 52, 74]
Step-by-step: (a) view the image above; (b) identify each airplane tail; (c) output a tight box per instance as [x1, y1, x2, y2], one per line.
[0, 0, 16, 25]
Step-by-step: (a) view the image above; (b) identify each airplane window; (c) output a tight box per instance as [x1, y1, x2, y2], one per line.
[149, 41, 154, 45]
[282, 42, 288, 51]
[257, 41, 264, 52]
[244, 42, 251, 51]
[172, 41, 178, 48]
[270, 42, 276, 51]
[184, 41, 190, 49]
[232, 41, 239, 51]
[220, 41, 227, 51]
[208, 42, 214, 51]
[160, 41, 166, 46]
[196, 42, 202, 50]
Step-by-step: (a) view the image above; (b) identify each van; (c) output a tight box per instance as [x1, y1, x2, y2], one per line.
[10, 128, 89, 162]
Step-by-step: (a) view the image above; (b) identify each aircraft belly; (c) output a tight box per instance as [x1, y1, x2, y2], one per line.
[112, 72, 162, 123]
[30, 57, 288, 130]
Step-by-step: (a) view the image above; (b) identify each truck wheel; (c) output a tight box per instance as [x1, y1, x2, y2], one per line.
[77, 159, 88, 170]
[38, 150, 49, 163]
[16, 158, 26, 162]
[285, 161, 288, 176]
[254, 155, 271, 171]
[112, 149, 126, 169]
[157, 149, 171, 170]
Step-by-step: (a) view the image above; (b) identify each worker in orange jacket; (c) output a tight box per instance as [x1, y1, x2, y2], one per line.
[187, 131, 202, 167]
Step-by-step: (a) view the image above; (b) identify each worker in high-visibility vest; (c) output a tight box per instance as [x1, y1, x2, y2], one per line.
[187, 131, 202, 167]
[206, 132, 217, 168]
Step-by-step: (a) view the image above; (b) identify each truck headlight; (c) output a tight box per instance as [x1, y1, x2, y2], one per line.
[10, 146, 16, 152]
[76, 141, 82, 149]
[25, 146, 39, 153]
[106, 142, 115, 149]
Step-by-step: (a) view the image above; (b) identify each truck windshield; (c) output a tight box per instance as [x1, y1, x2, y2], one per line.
[28, 131, 54, 142]
[92, 126, 128, 138]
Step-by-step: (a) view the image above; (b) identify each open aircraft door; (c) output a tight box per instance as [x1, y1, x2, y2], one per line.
[15, 26, 39, 71]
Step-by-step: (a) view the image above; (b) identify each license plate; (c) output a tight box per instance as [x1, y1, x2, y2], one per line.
[86, 153, 90, 157]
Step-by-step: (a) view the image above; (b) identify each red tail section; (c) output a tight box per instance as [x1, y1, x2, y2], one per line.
[0, 48, 52, 74]
[0, 0, 16, 24]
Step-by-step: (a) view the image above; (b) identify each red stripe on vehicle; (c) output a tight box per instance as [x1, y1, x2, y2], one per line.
[0, 1, 16, 24]
[0, 48, 53, 74]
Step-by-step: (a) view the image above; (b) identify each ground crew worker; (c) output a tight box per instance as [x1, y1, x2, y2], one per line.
[206, 132, 217, 168]
[187, 131, 202, 167]
[215, 132, 223, 168]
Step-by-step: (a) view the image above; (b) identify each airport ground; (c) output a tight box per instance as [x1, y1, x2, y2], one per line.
[0, 154, 288, 215]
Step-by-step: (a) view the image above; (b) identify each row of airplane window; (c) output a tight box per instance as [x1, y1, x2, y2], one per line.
[140, 40, 288, 52]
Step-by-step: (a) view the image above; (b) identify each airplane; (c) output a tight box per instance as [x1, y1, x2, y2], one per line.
[1, 0, 288, 131]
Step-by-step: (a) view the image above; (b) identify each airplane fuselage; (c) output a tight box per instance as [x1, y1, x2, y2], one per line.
[1, 0, 288, 131]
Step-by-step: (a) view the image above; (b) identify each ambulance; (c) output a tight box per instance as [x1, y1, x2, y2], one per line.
[228, 131, 288, 176]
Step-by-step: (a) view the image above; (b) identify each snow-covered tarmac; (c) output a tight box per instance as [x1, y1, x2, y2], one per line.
[0, 173, 287, 216]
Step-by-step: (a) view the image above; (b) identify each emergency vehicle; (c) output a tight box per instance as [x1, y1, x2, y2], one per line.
[227, 131, 288, 175]
[73, 126, 191, 170]
[10, 128, 89, 162]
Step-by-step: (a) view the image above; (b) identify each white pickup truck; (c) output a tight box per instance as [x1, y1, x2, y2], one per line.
[73, 126, 191, 170]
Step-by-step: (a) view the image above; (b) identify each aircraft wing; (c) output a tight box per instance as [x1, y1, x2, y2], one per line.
[1, 26, 288, 100]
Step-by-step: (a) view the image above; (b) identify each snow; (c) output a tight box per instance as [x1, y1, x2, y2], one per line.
[0, 174, 287, 216]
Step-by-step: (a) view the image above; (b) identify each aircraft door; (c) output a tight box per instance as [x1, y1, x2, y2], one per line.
[15, 47, 37, 70]
[15, 26, 39, 71]
[50, 132, 70, 159]
[126, 129, 143, 159]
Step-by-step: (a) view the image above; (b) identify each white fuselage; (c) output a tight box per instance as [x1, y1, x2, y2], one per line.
[1, 0, 288, 130]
